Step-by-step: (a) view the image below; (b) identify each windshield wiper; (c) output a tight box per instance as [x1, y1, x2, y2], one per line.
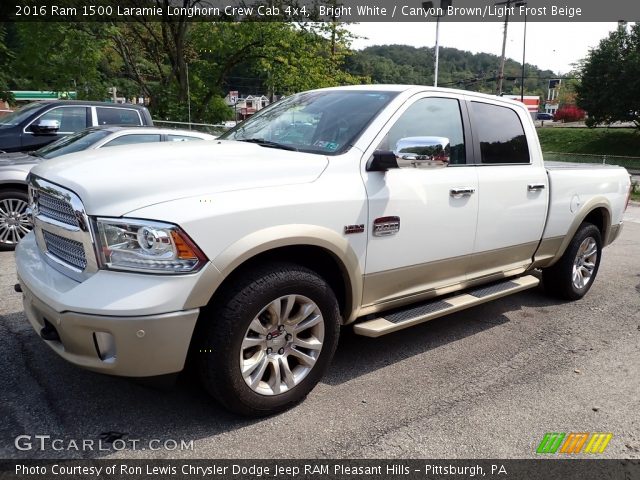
[238, 138, 298, 151]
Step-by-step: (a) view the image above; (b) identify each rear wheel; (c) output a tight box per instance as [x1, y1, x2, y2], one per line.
[542, 222, 602, 300]
[0, 189, 31, 251]
[197, 262, 340, 416]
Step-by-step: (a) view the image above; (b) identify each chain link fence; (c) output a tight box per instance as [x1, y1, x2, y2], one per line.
[544, 152, 640, 195]
[543, 152, 640, 175]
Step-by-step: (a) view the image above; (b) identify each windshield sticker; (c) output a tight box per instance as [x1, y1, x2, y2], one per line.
[313, 140, 339, 151]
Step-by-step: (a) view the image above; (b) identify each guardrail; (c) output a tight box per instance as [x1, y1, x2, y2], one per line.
[543, 152, 640, 175]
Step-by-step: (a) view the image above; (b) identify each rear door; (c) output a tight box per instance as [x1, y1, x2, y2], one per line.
[466, 99, 548, 278]
[361, 93, 479, 307]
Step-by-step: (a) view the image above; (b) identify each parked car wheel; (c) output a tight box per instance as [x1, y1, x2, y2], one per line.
[542, 222, 602, 300]
[0, 189, 31, 251]
[197, 262, 340, 416]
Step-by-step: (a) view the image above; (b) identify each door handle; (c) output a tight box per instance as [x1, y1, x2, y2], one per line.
[450, 187, 476, 198]
[527, 183, 546, 192]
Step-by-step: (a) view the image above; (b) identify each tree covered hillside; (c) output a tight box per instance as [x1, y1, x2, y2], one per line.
[346, 44, 556, 98]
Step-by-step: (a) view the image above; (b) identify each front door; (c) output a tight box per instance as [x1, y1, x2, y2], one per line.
[22, 106, 89, 151]
[362, 94, 479, 307]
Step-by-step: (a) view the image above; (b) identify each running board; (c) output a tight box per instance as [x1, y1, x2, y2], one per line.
[353, 275, 539, 337]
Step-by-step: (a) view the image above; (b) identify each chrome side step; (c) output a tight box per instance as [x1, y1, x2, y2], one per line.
[353, 275, 539, 337]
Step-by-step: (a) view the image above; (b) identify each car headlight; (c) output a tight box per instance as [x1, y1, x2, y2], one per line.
[95, 218, 207, 274]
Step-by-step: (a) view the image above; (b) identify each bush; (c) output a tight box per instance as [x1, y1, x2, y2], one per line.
[554, 105, 586, 123]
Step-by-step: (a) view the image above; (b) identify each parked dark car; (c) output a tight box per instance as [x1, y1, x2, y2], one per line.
[0, 126, 214, 250]
[0, 100, 153, 153]
[536, 112, 554, 121]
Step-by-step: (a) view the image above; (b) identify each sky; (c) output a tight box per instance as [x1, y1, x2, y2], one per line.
[347, 22, 619, 75]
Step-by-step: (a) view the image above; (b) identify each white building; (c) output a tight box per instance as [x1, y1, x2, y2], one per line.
[224, 92, 270, 120]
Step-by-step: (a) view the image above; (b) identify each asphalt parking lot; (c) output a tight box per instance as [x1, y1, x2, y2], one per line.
[0, 206, 639, 460]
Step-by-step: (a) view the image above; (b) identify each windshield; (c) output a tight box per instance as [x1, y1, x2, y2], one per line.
[220, 90, 398, 155]
[35, 129, 112, 159]
[0, 102, 42, 129]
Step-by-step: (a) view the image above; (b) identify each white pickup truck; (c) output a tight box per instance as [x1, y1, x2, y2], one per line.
[15, 86, 632, 416]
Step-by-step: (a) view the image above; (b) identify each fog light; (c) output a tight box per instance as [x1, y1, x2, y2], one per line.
[93, 332, 116, 361]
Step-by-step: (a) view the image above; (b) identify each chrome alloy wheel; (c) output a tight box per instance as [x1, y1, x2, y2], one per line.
[240, 294, 325, 396]
[0, 198, 31, 246]
[572, 237, 598, 290]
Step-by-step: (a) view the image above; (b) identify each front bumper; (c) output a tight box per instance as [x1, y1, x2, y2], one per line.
[16, 233, 205, 377]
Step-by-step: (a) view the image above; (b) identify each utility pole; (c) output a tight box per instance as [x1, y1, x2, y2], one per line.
[186, 62, 192, 129]
[495, 0, 512, 95]
[495, 0, 526, 95]
[520, 1, 527, 102]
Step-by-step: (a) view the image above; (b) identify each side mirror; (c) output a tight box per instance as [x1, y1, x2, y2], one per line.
[30, 119, 60, 135]
[395, 136, 450, 168]
[366, 136, 451, 172]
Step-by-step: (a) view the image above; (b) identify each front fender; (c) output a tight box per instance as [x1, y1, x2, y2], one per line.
[206, 224, 364, 323]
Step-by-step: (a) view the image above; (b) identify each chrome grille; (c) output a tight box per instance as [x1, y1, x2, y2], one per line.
[37, 191, 79, 227]
[30, 175, 98, 281]
[42, 230, 87, 270]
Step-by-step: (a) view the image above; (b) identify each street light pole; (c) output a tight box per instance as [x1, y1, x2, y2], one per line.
[520, 6, 527, 102]
[434, 14, 441, 87]
[423, 0, 452, 87]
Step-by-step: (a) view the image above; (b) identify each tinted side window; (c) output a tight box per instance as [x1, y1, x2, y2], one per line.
[168, 134, 204, 142]
[96, 108, 142, 126]
[40, 107, 88, 133]
[471, 102, 530, 164]
[102, 134, 161, 147]
[378, 97, 466, 165]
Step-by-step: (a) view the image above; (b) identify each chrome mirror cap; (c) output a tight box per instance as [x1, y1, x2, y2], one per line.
[394, 136, 450, 168]
[31, 119, 60, 134]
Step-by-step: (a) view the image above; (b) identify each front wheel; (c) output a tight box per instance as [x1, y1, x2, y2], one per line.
[196, 262, 340, 416]
[542, 222, 602, 300]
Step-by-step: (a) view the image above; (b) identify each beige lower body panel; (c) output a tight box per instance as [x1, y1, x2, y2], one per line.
[360, 241, 539, 317]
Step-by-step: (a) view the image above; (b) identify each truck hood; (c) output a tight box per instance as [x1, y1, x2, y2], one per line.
[0, 151, 41, 167]
[30, 140, 329, 216]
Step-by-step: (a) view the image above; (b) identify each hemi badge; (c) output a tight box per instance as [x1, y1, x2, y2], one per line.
[373, 216, 400, 236]
[344, 224, 365, 235]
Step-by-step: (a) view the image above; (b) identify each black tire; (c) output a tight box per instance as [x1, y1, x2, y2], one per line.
[196, 262, 341, 416]
[0, 189, 31, 251]
[542, 222, 602, 300]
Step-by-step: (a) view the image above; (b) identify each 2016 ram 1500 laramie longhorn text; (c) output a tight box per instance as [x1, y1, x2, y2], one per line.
[15, 86, 632, 415]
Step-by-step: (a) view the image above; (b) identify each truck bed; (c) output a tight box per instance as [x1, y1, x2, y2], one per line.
[542, 161, 629, 243]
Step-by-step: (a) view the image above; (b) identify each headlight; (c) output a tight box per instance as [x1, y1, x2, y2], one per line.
[95, 218, 207, 274]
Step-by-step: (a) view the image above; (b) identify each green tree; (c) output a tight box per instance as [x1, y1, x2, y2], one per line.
[4, 14, 367, 123]
[577, 24, 640, 129]
[190, 22, 364, 120]
[0, 25, 14, 103]
[11, 23, 113, 99]
[346, 44, 556, 96]
[556, 70, 580, 108]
